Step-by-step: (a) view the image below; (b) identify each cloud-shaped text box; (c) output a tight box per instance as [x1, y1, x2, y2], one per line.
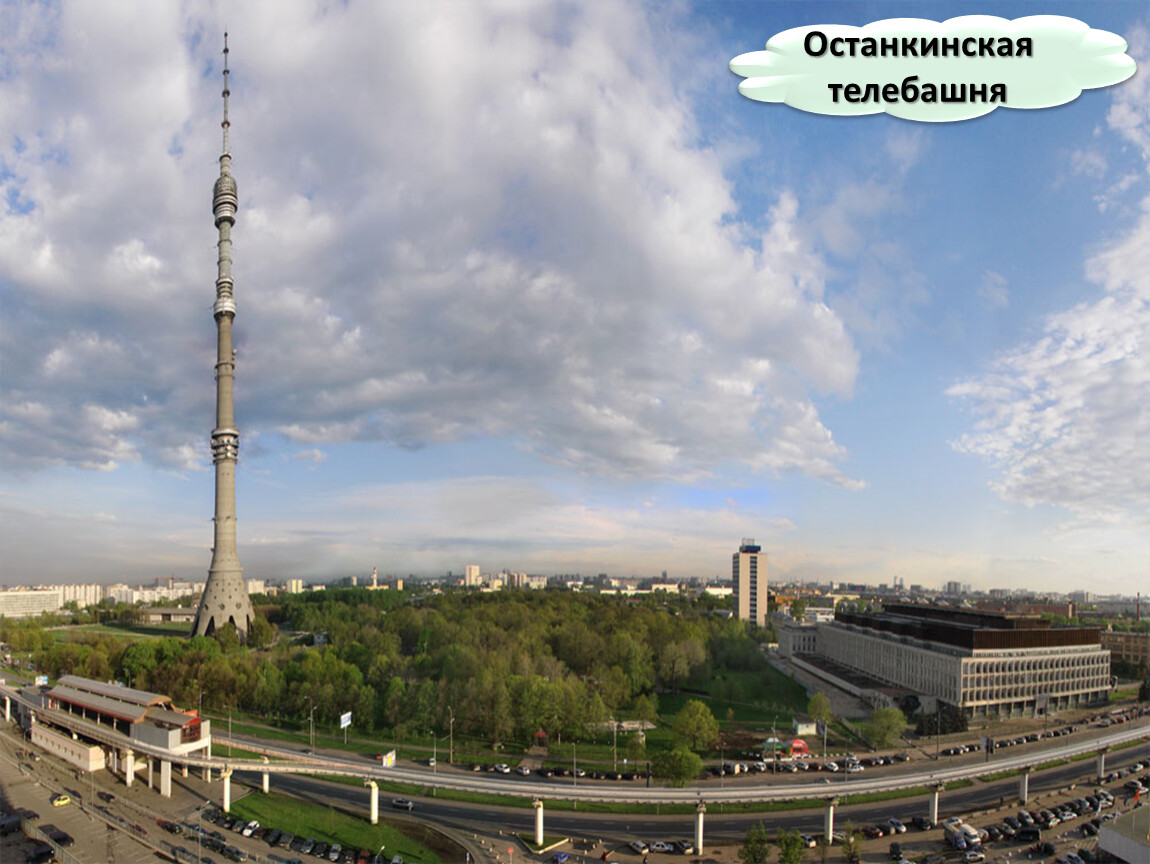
[730, 16, 1136, 122]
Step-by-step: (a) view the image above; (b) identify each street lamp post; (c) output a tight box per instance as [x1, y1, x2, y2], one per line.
[448, 706, 455, 766]
[573, 742, 577, 787]
[612, 718, 618, 772]
[306, 699, 316, 753]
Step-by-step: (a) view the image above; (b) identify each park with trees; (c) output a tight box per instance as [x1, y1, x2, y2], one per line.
[2, 586, 809, 775]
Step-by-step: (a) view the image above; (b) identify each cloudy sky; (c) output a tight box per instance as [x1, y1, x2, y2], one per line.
[1, 1, 1148, 594]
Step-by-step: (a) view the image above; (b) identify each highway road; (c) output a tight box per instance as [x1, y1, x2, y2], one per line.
[228, 726, 1150, 843]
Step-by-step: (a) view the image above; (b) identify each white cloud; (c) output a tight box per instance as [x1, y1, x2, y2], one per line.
[977, 270, 1009, 310]
[1105, 24, 1150, 162]
[949, 26, 1150, 528]
[949, 217, 1150, 525]
[0, 1, 863, 488]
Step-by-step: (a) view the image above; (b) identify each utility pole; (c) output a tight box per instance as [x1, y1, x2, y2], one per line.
[448, 706, 455, 766]
[308, 700, 316, 752]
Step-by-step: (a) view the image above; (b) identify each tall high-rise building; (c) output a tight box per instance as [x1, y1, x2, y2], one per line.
[732, 538, 768, 627]
[192, 35, 255, 641]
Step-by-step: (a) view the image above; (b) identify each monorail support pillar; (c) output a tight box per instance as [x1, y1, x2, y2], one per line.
[124, 750, 135, 788]
[148, 756, 154, 789]
[534, 799, 544, 847]
[1019, 768, 1030, 805]
[1096, 749, 1108, 783]
[825, 798, 837, 842]
[4, 694, 9, 722]
[930, 783, 944, 826]
[367, 781, 379, 825]
[262, 756, 270, 794]
[160, 759, 172, 798]
[694, 802, 705, 853]
[205, 741, 212, 782]
[222, 768, 233, 814]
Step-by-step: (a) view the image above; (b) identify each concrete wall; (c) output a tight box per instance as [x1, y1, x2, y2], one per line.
[32, 724, 106, 772]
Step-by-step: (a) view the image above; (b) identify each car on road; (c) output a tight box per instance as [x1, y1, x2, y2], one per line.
[49, 793, 70, 807]
[25, 840, 55, 864]
[391, 798, 414, 811]
[40, 824, 74, 847]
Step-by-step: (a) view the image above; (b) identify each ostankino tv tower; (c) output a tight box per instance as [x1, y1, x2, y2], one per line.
[192, 34, 255, 641]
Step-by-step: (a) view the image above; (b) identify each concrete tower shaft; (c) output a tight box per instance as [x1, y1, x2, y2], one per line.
[193, 34, 255, 640]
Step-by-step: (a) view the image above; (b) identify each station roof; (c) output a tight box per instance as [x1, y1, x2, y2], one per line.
[48, 684, 149, 724]
[56, 675, 172, 709]
[146, 706, 200, 728]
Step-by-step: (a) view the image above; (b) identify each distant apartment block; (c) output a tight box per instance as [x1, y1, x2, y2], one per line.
[732, 539, 768, 627]
[0, 588, 62, 619]
[56, 583, 104, 607]
[285, 578, 304, 594]
[506, 572, 547, 589]
[464, 564, 482, 587]
[106, 581, 205, 606]
[1101, 630, 1150, 668]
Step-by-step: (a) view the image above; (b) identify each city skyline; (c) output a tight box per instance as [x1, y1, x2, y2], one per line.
[1, 2, 1149, 592]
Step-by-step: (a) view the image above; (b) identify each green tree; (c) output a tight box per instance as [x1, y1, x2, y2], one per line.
[673, 699, 720, 750]
[247, 616, 278, 650]
[1140, 672, 1150, 702]
[839, 823, 860, 863]
[213, 622, 240, 653]
[625, 733, 647, 763]
[864, 706, 907, 748]
[775, 828, 807, 864]
[789, 598, 808, 621]
[738, 822, 771, 864]
[651, 747, 703, 787]
[807, 692, 833, 726]
[634, 692, 659, 725]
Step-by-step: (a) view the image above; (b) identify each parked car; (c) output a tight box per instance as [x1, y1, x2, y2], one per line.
[628, 841, 649, 855]
[49, 794, 70, 807]
[674, 840, 695, 854]
[649, 842, 673, 854]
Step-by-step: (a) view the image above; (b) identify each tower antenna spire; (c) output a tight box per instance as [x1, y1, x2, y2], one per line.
[221, 30, 231, 157]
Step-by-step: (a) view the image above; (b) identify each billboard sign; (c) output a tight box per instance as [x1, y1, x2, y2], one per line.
[340, 711, 352, 729]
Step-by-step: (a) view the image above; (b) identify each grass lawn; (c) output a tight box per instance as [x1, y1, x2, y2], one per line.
[64, 621, 195, 639]
[229, 792, 445, 863]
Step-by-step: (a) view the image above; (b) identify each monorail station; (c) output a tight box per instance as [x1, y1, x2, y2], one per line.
[11, 674, 211, 797]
